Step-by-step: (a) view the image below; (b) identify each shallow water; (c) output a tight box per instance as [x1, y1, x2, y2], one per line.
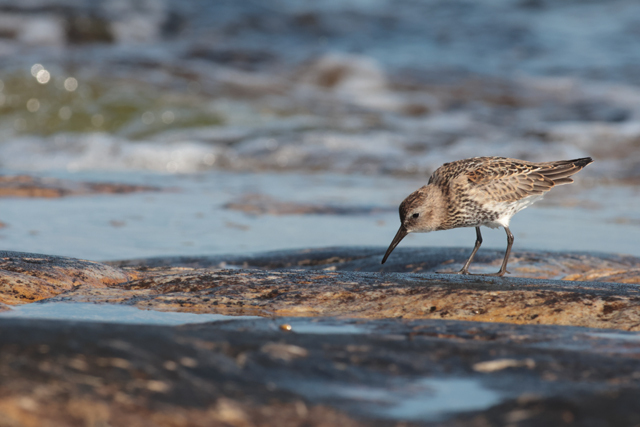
[281, 377, 504, 421]
[0, 302, 259, 325]
[0, 170, 638, 261]
[281, 320, 371, 335]
[383, 378, 504, 421]
[586, 331, 640, 342]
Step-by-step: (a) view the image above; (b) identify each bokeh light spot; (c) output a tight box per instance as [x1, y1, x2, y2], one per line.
[36, 69, 51, 84]
[58, 106, 72, 120]
[30, 64, 44, 77]
[141, 111, 155, 125]
[64, 77, 78, 92]
[161, 110, 175, 124]
[26, 98, 40, 112]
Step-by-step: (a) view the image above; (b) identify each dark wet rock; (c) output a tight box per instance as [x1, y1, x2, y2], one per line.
[0, 318, 373, 427]
[3, 248, 640, 423]
[113, 246, 640, 283]
[0, 175, 163, 198]
[49, 268, 640, 331]
[108, 247, 640, 330]
[1, 317, 640, 425]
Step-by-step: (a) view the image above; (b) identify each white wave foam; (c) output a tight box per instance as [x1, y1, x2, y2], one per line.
[0, 133, 222, 173]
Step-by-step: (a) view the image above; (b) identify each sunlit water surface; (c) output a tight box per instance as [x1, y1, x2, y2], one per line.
[0, 302, 259, 325]
[0, 170, 637, 261]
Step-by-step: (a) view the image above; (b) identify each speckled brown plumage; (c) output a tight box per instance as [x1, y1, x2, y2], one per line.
[382, 156, 593, 276]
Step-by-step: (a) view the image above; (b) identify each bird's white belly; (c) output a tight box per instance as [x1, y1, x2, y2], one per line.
[484, 194, 544, 229]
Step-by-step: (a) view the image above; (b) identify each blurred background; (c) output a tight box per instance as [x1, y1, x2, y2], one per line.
[0, 0, 639, 261]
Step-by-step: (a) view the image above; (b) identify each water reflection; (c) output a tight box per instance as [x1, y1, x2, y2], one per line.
[281, 377, 504, 422]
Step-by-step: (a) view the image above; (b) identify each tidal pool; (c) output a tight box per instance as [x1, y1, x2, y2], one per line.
[279, 320, 371, 335]
[0, 302, 259, 326]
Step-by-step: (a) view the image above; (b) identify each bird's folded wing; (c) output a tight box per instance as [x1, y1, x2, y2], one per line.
[466, 163, 557, 203]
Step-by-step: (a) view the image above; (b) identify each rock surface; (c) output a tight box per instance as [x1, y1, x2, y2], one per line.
[0, 251, 141, 305]
[2, 248, 640, 330]
[48, 268, 640, 331]
[115, 246, 640, 283]
[1, 248, 640, 425]
[1, 316, 640, 426]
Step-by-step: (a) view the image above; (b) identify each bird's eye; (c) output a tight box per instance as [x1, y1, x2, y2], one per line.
[412, 213, 419, 218]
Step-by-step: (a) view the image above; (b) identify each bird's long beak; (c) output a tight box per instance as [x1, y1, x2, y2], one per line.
[381, 226, 408, 264]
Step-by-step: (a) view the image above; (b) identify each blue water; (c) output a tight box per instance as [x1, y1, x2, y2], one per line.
[0, 171, 637, 261]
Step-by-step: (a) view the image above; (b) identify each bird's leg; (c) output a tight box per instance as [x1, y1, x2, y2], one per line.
[457, 227, 482, 275]
[483, 226, 514, 277]
[437, 227, 483, 274]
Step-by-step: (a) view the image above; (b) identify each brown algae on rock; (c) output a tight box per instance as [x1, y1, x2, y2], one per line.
[0, 251, 141, 305]
[2, 249, 640, 330]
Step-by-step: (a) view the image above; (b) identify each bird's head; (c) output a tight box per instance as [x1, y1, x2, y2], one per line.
[381, 185, 444, 264]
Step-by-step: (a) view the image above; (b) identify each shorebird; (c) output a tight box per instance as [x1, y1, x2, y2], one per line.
[381, 156, 593, 276]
